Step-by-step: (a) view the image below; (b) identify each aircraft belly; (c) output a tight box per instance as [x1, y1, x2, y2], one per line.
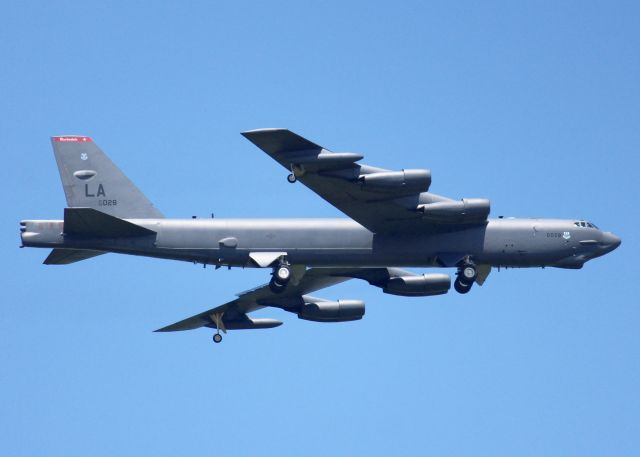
[149, 219, 376, 266]
[147, 219, 451, 267]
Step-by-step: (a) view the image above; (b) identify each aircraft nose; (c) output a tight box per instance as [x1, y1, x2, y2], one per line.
[600, 232, 621, 253]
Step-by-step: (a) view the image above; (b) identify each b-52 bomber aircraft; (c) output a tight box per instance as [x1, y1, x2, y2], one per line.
[20, 129, 621, 344]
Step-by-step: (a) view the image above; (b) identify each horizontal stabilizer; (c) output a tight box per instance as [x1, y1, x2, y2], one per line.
[44, 248, 106, 265]
[64, 207, 156, 238]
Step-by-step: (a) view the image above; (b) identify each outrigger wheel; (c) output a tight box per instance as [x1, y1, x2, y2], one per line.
[287, 173, 297, 183]
[211, 312, 225, 344]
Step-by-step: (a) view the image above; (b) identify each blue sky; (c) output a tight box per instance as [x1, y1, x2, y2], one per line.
[1, 1, 638, 455]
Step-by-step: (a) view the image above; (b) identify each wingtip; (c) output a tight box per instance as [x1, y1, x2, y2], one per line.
[154, 325, 178, 332]
[241, 128, 288, 136]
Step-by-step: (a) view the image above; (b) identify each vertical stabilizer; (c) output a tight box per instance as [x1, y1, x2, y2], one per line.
[51, 136, 163, 218]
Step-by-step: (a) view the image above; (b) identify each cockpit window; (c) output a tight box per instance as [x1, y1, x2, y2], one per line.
[574, 220, 599, 229]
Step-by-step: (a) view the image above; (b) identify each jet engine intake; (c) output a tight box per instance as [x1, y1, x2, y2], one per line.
[298, 299, 365, 322]
[418, 198, 490, 223]
[383, 273, 451, 297]
[359, 169, 431, 193]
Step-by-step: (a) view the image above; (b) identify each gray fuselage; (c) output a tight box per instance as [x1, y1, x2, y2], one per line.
[20, 217, 620, 270]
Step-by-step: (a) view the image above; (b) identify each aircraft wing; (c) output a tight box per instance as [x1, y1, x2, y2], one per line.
[155, 267, 406, 333]
[242, 128, 490, 234]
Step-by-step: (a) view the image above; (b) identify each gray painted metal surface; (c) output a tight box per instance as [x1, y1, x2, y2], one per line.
[19, 130, 621, 343]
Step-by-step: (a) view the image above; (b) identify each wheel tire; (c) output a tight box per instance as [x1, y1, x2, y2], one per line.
[461, 265, 477, 282]
[454, 278, 472, 294]
[287, 173, 297, 183]
[269, 278, 286, 294]
[275, 264, 291, 283]
[213, 333, 222, 343]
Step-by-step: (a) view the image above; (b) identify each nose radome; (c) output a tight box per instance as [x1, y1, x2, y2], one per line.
[601, 232, 621, 252]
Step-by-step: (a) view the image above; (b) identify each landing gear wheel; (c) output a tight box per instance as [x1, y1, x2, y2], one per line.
[213, 333, 223, 343]
[275, 264, 291, 283]
[287, 173, 297, 183]
[461, 265, 477, 282]
[454, 278, 473, 294]
[269, 260, 291, 294]
[269, 279, 286, 294]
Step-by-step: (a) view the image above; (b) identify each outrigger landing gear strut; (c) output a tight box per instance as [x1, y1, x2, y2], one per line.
[211, 312, 226, 343]
[287, 163, 305, 184]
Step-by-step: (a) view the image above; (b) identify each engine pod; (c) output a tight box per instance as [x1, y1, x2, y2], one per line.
[383, 273, 451, 297]
[359, 169, 431, 193]
[298, 299, 365, 322]
[418, 198, 490, 223]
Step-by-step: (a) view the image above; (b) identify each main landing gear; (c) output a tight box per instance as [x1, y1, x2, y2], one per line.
[269, 260, 292, 293]
[454, 262, 477, 294]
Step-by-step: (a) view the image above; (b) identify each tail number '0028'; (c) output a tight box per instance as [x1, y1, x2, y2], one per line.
[98, 199, 117, 206]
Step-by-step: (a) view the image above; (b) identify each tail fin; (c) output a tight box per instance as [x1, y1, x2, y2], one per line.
[51, 136, 163, 218]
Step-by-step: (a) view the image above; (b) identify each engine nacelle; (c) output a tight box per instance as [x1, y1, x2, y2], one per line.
[298, 299, 365, 322]
[383, 273, 451, 297]
[418, 198, 490, 223]
[359, 169, 431, 193]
